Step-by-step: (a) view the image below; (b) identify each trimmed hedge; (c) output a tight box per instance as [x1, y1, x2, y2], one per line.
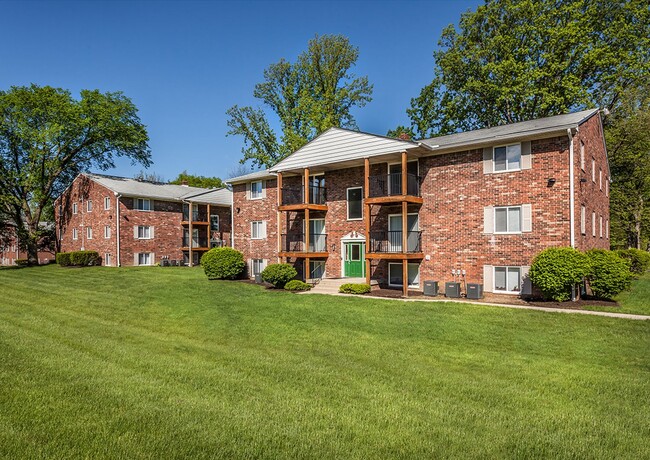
[284, 280, 311, 291]
[261, 263, 297, 288]
[615, 249, 650, 277]
[15, 259, 29, 267]
[200, 247, 245, 280]
[586, 249, 632, 299]
[529, 247, 590, 302]
[56, 251, 100, 267]
[339, 283, 371, 294]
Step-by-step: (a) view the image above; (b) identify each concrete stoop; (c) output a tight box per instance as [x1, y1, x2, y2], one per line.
[306, 277, 368, 295]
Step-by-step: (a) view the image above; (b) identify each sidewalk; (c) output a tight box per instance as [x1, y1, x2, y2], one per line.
[301, 291, 650, 320]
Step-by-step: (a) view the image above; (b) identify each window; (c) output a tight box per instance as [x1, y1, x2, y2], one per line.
[250, 181, 263, 199]
[494, 206, 522, 233]
[87, 200, 93, 212]
[104, 253, 112, 266]
[138, 253, 153, 266]
[251, 221, 266, 239]
[309, 260, 326, 279]
[86, 227, 93, 239]
[580, 141, 585, 171]
[104, 196, 111, 210]
[73, 203, 78, 214]
[600, 215, 603, 238]
[388, 263, 420, 288]
[581, 206, 586, 235]
[592, 158, 596, 182]
[210, 215, 219, 231]
[137, 226, 152, 239]
[72, 228, 78, 240]
[592, 211, 596, 237]
[104, 225, 111, 239]
[599, 169, 603, 190]
[347, 187, 363, 220]
[135, 198, 151, 211]
[494, 267, 521, 293]
[493, 144, 521, 172]
[251, 259, 266, 276]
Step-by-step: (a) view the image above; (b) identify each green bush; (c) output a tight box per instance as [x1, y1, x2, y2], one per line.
[586, 249, 632, 299]
[200, 247, 245, 280]
[56, 251, 99, 267]
[261, 263, 297, 288]
[615, 249, 650, 277]
[284, 280, 311, 291]
[339, 283, 371, 294]
[15, 259, 29, 267]
[529, 247, 590, 302]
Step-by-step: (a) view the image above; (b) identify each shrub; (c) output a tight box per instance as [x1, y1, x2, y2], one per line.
[69, 251, 100, 266]
[261, 263, 297, 288]
[15, 259, 29, 267]
[284, 280, 311, 291]
[200, 247, 245, 280]
[56, 252, 71, 266]
[586, 249, 632, 299]
[529, 247, 590, 302]
[339, 283, 371, 294]
[615, 249, 650, 277]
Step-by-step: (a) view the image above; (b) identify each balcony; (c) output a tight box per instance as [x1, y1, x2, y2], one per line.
[280, 233, 328, 256]
[182, 211, 208, 223]
[367, 173, 423, 204]
[182, 237, 208, 249]
[366, 231, 423, 259]
[280, 185, 328, 211]
[210, 239, 227, 248]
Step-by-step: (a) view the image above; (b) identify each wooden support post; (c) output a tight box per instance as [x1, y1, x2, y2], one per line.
[305, 208, 310, 254]
[364, 157, 371, 285]
[188, 202, 193, 267]
[401, 151, 408, 196]
[304, 168, 310, 204]
[305, 257, 310, 281]
[277, 172, 283, 262]
[402, 201, 408, 254]
[402, 258, 408, 297]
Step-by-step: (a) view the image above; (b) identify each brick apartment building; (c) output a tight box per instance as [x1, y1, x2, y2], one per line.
[0, 223, 56, 266]
[227, 109, 610, 296]
[55, 173, 232, 266]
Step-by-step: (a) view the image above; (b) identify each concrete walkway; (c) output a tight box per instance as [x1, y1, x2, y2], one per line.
[301, 290, 650, 321]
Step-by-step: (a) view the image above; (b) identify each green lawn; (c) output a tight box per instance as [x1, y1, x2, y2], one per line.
[585, 271, 650, 316]
[1, 266, 649, 459]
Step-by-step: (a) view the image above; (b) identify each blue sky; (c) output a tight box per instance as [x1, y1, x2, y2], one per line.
[1, 0, 480, 180]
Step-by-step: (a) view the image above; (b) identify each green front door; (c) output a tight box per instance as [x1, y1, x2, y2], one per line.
[344, 242, 364, 277]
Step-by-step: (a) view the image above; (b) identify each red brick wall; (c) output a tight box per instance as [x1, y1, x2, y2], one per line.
[0, 228, 55, 265]
[573, 113, 610, 251]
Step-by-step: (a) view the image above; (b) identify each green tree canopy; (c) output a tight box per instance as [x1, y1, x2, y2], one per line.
[170, 171, 224, 189]
[401, 0, 650, 138]
[227, 34, 373, 169]
[0, 84, 151, 263]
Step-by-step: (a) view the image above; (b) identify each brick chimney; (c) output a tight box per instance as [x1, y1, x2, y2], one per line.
[181, 180, 189, 187]
[398, 133, 411, 141]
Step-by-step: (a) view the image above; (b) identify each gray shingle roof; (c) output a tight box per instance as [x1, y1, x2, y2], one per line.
[85, 173, 231, 206]
[226, 169, 275, 184]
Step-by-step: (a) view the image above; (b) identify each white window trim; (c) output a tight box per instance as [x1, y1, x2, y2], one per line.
[249, 181, 264, 200]
[592, 211, 596, 237]
[592, 158, 596, 182]
[72, 228, 78, 240]
[346, 186, 363, 221]
[104, 196, 111, 210]
[492, 143, 522, 173]
[104, 226, 111, 239]
[137, 252, 154, 266]
[251, 221, 266, 240]
[599, 215, 603, 238]
[72, 203, 78, 215]
[87, 200, 93, 212]
[135, 198, 152, 211]
[580, 141, 585, 171]
[493, 266, 522, 294]
[580, 205, 586, 235]
[104, 253, 112, 267]
[388, 262, 420, 288]
[86, 227, 93, 240]
[250, 258, 267, 277]
[494, 206, 523, 234]
[137, 225, 153, 240]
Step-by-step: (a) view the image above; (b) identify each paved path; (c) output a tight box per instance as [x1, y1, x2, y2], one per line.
[301, 291, 650, 320]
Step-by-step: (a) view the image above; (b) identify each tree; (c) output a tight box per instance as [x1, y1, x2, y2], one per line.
[227, 34, 373, 169]
[0, 85, 151, 264]
[170, 171, 224, 189]
[401, 0, 650, 138]
[606, 86, 650, 250]
[134, 170, 166, 183]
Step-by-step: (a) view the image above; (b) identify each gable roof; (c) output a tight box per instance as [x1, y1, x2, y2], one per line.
[84, 173, 231, 206]
[270, 127, 431, 173]
[226, 169, 275, 185]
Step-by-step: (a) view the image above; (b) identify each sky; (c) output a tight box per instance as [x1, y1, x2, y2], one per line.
[1, 0, 480, 181]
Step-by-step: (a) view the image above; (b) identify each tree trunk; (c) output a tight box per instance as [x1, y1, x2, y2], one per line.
[26, 222, 39, 266]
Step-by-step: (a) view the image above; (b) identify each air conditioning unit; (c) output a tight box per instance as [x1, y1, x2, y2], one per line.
[445, 282, 461, 298]
[423, 280, 439, 296]
[466, 283, 483, 299]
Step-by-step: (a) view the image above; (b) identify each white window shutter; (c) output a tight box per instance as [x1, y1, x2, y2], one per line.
[521, 141, 532, 169]
[483, 147, 493, 174]
[246, 182, 251, 200]
[262, 221, 267, 238]
[483, 206, 494, 234]
[483, 265, 493, 292]
[134, 253, 139, 266]
[261, 180, 267, 199]
[134, 225, 138, 239]
[521, 266, 532, 295]
[150, 226, 155, 239]
[522, 204, 532, 232]
[151, 253, 155, 265]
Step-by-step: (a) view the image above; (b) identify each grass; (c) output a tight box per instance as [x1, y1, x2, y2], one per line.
[0, 265, 649, 459]
[584, 271, 650, 316]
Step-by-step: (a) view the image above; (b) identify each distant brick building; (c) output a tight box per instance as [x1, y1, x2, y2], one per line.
[55, 173, 232, 266]
[227, 109, 610, 296]
[0, 223, 55, 266]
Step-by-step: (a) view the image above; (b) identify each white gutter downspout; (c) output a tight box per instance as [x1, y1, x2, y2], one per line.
[230, 200, 234, 249]
[115, 193, 121, 267]
[567, 128, 576, 249]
